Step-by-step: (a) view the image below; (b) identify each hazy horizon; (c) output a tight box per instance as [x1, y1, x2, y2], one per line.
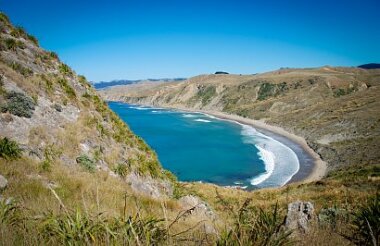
[2, 0, 379, 81]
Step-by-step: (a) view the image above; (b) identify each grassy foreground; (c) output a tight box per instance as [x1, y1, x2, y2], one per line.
[0, 148, 379, 245]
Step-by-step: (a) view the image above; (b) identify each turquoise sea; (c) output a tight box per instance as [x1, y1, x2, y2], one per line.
[108, 102, 300, 189]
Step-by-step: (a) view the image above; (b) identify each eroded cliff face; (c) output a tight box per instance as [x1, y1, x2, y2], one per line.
[0, 13, 174, 198]
[100, 68, 380, 172]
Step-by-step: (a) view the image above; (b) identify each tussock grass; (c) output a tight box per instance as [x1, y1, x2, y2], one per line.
[216, 199, 293, 246]
[0, 157, 212, 245]
[57, 78, 76, 99]
[350, 193, 379, 245]
[58, 63, 73, 76]
[9, 61, 33, 77]
[0, 137, 22, 160]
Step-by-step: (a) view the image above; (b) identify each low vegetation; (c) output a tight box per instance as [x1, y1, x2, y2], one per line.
[217, 201, 293, 245]
[1, 91, 36, 118]
[333, 86, 356, 97]
[57, 78, 76, 99]
[113, 163, 129, 177]
[9, 61, 33, 77]
[76, 154, 96, 172]
[0, 137, 22, 160]
[257, 82, 288, 101]
[59, 63, 73, 76]
[350, 193, 379, 245]
[195, 85, 216, 105]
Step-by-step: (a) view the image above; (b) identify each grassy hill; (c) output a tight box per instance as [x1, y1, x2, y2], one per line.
[0, 12, 379, 245]
[100, 67, 380, 173]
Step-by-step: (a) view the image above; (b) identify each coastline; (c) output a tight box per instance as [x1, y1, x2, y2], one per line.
[109, 101, 327, 185]
[196, 110, 327, 183]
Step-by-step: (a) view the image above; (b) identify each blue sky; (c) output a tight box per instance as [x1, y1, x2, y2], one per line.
[1, 0, 379, 81]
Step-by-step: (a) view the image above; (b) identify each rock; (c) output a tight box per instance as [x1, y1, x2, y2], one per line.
[178, 195, 217, 235]
[126, 172, 173, 199]
[178, 195, 216, 220]
[285, 201, 315, 233]
[52, 103, 62, 112]
[79, 143, 90, 153]
[0, 175, 8, 190]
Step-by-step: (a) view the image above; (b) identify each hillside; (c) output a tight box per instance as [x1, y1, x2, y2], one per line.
[0, 12, 379, 245]
[0, 13, 219, 244]
[93, 78, 186, 90]
[100, 67, 380, 173]
[358, 63, 380, 69]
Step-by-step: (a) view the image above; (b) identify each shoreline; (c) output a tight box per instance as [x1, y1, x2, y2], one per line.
[195, 110, 327, 183]
[110, 101, 327, 185]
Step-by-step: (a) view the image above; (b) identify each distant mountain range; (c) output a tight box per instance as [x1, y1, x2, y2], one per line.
[93, 78, 187, 89]
[358, 63, 380, 69]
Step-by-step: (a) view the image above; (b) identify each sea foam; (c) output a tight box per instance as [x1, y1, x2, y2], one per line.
[239, 124, 299, 187]
[129, 106, 150, 110]
[250, 145, 275, 185]
[182, 114, 197, 118]
[194, 119, 212, 123]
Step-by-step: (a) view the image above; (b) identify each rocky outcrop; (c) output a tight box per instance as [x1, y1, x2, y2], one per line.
[178, 195, 216, 220]
[285, 201, 315, 234]
[126, 172, 173, 199]
[0, 174, 7, 190]
[178, 195, 217, 235]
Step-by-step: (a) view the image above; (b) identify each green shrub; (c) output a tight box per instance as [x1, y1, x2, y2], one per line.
[350, 194, 380, 245]
[27, 34, 38, 46]
[4, 38, 17, 50]
[136, 154, 162, 178]
[257, 82, 288, 101]
[49, 51, 58, 60]
[58, 63, 72, 76]
[196, 85, 216, 105]
[257, 83, 276, 100]
[333, 87, 356, 97]
[334, 88, 346, 97]
[76, 154, 96, 172]
[0, 13, 10, 24]
[113, 163, 129, 177]
[57, 78, 76, 99]
[0, 137, 22, 160]
[78, 75, 91, 88]
[2, 91, 36, 118]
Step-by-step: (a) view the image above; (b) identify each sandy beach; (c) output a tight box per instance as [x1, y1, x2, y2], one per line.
[196, 110, 328, 183]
